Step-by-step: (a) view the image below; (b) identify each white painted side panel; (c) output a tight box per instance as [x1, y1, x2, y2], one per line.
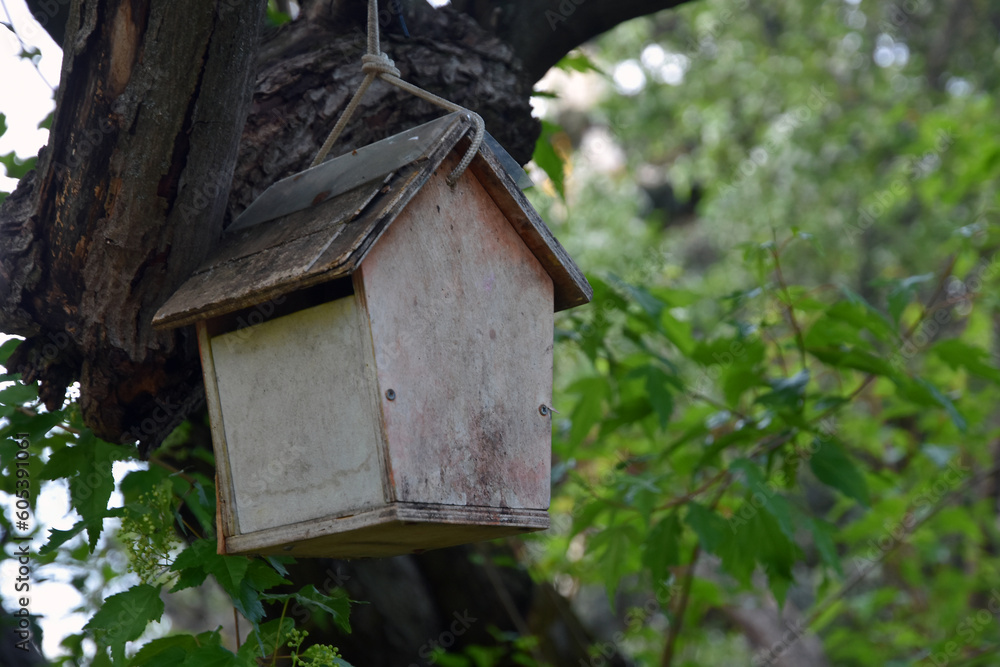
[358, 157, 555, 510]
[210, 297, 385, 534]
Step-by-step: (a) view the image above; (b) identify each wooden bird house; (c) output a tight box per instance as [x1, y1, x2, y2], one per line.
[153, 113, 591, 558]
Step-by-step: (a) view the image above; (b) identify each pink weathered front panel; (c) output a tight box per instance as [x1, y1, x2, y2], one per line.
[358, 155, 554, 510]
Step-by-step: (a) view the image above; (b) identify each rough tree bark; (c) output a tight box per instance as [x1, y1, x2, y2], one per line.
[3, 0, 691, 664]
[4, 0, 264, 451]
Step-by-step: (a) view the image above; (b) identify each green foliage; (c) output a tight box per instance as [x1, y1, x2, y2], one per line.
[84, 584, 165, 663]
[0, 340, 353, 665]
[532, 121, 569, 201]
[516, 0, 1000, 662]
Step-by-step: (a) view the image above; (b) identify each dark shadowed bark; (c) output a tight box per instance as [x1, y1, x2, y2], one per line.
[5, 0, 264, 450]
[451, 0, 693, 81]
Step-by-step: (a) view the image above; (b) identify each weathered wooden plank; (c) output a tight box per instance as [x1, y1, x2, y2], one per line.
[224, 504, 549, 557]
[230, 113, 467, 231]
[207, 178, 387, 268]
[197, 321, 238, 543]
[467, 138, 593, 312]
[153, 117, 473, 329]
[358, 151, 554, 510]
[210, 297, 387, 535]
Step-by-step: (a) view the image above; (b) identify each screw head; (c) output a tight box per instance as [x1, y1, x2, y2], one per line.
[539, 404, 550, 416]
[386, 389, 396, 401]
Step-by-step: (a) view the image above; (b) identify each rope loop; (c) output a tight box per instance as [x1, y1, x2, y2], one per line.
[311, 0, 484, 185]
[361, 53, 401, 78]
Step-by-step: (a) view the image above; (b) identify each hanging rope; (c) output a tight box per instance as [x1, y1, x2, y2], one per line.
[311, 0, 486, 186]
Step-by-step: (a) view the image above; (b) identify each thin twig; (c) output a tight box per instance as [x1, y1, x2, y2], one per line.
[270, 598, 290, 666]
[770, 236, 807, 369]
[812, 253, 961, 426]
[687, 391, 750, 421]
[660, 543, 700, 667]
[785, 461, 1000, 659]
[474, 544, 548, 665]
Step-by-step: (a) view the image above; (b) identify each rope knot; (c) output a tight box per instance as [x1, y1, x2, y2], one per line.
[361, 52, 401, 78]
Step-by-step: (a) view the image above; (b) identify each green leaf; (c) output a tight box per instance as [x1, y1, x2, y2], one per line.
[910, 377, 967, 432]
[590, 521, 638, 600]
[179, 642, 238, 667]
[266, 5, 292, 26]
[41, 436, 136, 549]
[807, 517, 843, 576]
[932, 339, 1000, 385]
[825, 300, 898, 344]
[170, 539, 218, 592]
[128, 635, 200, 667]
[886, 274, 934, 326]
[564, 376, 611, 447]
[39, 512, 123, 555]
[632, 366, 674, 429]
[533, 120, 567, 200]
[643, 513, 682, 583]
[685, 502, 729, 554]
[85, 584, 164, 662]
[730, 459, 796, 540]
[0, 151, 37, 180]
[808, 438, 870, 506]
[0, 337, 21, 365]
[261, 584, 353, 633]
[240, 618, 294, 664]
[746, 507, 800, 604]
[755, 369, 810, 411]
[171, 539, 289, 625]
[0, 381, 39, 406]
[659, 310, 696, 356]
[555, 50, 605, 75]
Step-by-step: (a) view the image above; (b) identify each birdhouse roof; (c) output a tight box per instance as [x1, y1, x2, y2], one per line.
[153, 112, 591, 330]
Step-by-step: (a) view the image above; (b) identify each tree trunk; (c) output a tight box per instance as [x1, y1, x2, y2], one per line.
[3, 0, 264, 450]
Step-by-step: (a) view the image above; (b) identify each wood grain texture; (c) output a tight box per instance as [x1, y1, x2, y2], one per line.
[0, 0, 265, 447]
[359, 150, 555, 511]
[224, 503, 549, 557]
[468, 138, 593, 312]
[196, 321, 237, 541]
[153, 116, 472, 329]
[209, 298, 387, 535]
[156, 113, 590, 329]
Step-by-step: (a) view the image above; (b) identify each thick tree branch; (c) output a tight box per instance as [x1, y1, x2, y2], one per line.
[452, 0, 694, 82]
[0, 0, 265, 448]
